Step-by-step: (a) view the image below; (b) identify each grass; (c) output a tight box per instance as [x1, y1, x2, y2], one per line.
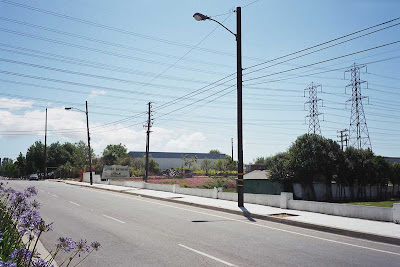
[345, 200, 400, 208]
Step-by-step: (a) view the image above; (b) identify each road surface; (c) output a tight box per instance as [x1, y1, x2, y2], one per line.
[4, 180, 400, 266]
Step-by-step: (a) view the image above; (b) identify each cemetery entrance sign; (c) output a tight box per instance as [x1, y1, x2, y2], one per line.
[102, 165, 130, 179]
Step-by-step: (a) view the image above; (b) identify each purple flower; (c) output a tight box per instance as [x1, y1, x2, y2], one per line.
[90, 241, 102, 251]
[0, 260, 17, 267]
[56, 237, 75, 253]
[31, 259, 53, 267]
[17, 209, 42, 235]
[10, 191, 27, 207]
[10, 248, 31, 263]
[24, 186, 38, 198]
[75, 239, 91, 255]
[30, 199, 41, 210]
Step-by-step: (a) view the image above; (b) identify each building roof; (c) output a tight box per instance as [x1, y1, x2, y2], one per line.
[385, 157, 400, 164]
[244, 170, 270, 179]
[128, 151, 226, 160]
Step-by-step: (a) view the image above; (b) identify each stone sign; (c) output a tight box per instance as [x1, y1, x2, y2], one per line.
[102, 165, 130, 179]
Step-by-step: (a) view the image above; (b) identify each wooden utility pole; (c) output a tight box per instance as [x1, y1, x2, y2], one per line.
[144, 102, 153, 182]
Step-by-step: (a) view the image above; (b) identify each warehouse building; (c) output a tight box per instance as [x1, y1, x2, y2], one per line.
[128, 151, 226, 170]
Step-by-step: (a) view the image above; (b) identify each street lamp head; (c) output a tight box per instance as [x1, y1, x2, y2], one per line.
[65, 107, 72, 110]
[193, 13, 209, 21]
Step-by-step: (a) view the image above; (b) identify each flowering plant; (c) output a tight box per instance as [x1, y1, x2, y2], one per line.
[0, 182, 101, 266]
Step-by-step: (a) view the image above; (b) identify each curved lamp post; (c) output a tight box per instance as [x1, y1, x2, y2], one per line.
[65, 101, 93, 185]
[193, 7, 244, 207]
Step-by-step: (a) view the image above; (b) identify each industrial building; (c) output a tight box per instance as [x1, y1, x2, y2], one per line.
[128, 151, 226, 170]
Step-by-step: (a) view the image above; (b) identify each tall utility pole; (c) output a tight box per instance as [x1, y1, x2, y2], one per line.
[231, 138, 234, 160]
[44, 108, 47, 180]
[86, 101, 93, 185]
[304, 82, 323, 135]
[65, 102, 92, 184]
[337, 129, 349, 151]
[345, 63, 372, 150]
[193, 6, 243, 207]
[144, 102, 153, 182]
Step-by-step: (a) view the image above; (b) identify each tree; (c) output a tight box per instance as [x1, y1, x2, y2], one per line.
[288, 134, 343, 201]
[26, 141, 45, 174]
[48, 142, 75, 168]
[182, 154, 198, 171]
[267, 152, 291, 181]
[73, 141, 94, 172]
[390, 163, 400, 198]
[15, 152, 27, 177]
[201, 158, 213, 175]
[254, 157, 266, 166]
[1, 160, 18, 178]
[102, 144, 128, 165]
[209, 149, 221, 154]
[148, 158, 161, 175]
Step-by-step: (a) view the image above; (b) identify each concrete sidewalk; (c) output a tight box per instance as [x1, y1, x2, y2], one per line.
[61, 180, 400, 245]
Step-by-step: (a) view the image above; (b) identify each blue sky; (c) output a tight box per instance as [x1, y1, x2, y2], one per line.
[0, 0, 399, 163]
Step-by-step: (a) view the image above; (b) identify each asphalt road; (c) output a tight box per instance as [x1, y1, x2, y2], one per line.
[3, 179, 400, 266]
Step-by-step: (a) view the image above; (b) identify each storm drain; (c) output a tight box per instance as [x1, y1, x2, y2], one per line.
[269, 213, 299, 218]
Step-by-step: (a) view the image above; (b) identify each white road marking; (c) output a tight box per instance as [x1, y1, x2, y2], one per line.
[179, 244, 236, 266]
[39, 189, 45, 193]
[51, 194, 58, 198]
[102, 214, 126, 224]
[84, 188, 400, 256]
[68, 201, 81, 206]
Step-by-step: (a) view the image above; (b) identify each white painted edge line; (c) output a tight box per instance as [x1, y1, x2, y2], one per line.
[68, 201, 81, 207]
[39, 189, 45, 193]
[102, 214, 126, 224]
[90, 189, 400, 257]
[179, 244, 236, 266]
[51, 194, 58, 198]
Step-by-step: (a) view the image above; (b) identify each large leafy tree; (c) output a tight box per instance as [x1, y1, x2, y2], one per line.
[267, 152, 291, 181]
[15, 152, 27, 177]
[288, 134, 343, 201]
[102, 144, 128, 165]
[209, 149, 221, 154]
[390, 163, 400, 198]
[26, 141, 45, 174]
[73, 140, 94, 171]
[47, 142, 75, 168]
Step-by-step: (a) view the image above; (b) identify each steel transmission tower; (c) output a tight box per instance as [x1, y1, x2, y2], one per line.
[304, 82, 323, 135]
[345, 64, 372, 150]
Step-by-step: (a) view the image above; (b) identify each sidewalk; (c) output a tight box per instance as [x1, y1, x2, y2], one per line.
[62, 180, 400, 245]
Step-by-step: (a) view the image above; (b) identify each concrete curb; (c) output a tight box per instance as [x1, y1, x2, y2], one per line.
[62, 181, 400, 246]
[22, 235, 58, 267]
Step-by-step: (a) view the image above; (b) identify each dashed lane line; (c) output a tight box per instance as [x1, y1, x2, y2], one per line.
[179, 244, 236, 266]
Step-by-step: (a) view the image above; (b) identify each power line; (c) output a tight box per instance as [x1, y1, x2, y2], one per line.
[243, 16, 400, 71]
[243, 40, 400, 83]
[0, 28, 228, 76]
[0, 16, 232, 69]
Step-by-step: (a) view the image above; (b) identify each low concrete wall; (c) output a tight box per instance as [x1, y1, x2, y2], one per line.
[176, 187, 214, 198]
[146, 183, 174, 192]
[95, 179, 399, 223]
[83, 172, 101, 183]
[244, 193, 281, 207]
[109, 180, 125, 186]
[124, 181, 145, 188]
[288, 199, 393, 222]
[218, 192, 238, 201]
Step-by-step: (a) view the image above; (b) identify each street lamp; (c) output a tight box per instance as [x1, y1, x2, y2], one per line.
[193, 7, 244, 207]
[65, 101, 93, 185]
